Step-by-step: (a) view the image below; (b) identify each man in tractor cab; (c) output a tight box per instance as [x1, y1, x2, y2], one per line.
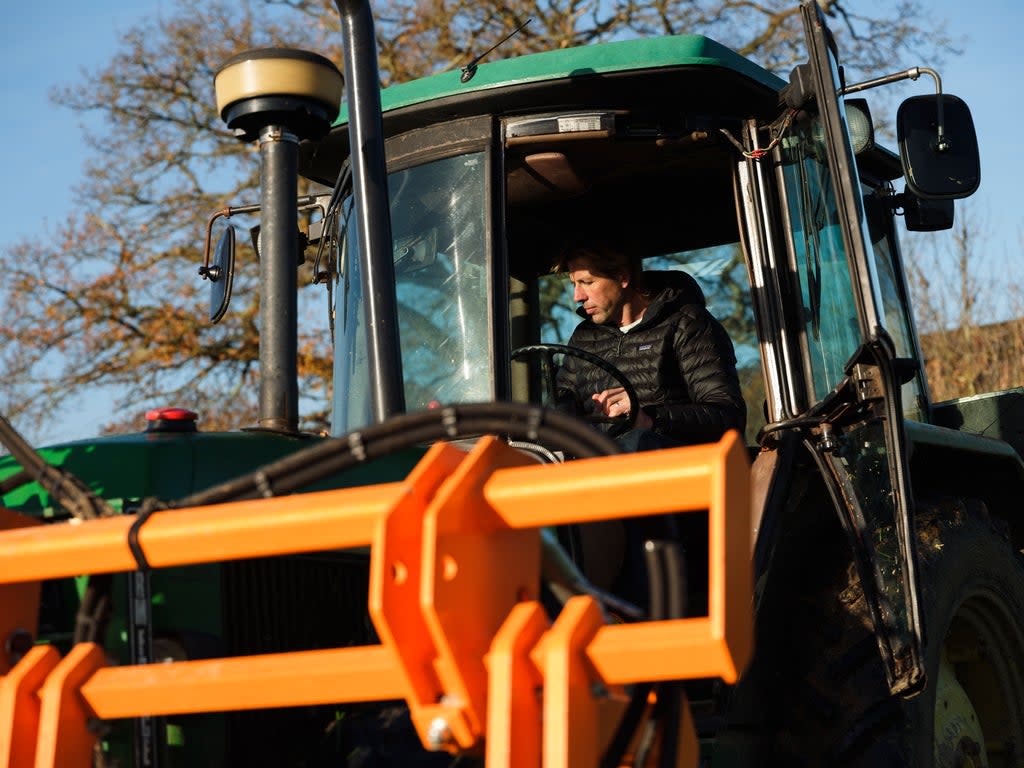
[554, 241, 746, 451]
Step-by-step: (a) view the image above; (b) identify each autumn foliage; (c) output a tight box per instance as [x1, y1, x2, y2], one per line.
[0, 0, 960, 438]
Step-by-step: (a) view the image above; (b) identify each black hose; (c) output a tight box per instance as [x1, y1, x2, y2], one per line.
[0, 412, 115, 520]
[645, 541, 668, 622]
[599, 681, 654, 768]
[174, 402, 618, 508]
[72, 574, 113, 644]
[656, 683, 682, 768]
[662, 541, 687, 621]
[600, 540, 688, 767]
[0, 468, 31, 495]
[756, 414, 825, 444]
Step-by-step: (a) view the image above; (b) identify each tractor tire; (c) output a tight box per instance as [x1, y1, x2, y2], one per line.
[714, 496, 1024, 767]
[907, 502, 1024, 767]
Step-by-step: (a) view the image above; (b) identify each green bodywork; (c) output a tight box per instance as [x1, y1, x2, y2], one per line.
[911, 392, 1024, 543]
[0, 429, 419, 514]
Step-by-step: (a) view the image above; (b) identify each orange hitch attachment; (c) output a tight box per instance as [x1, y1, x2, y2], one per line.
[0, 431, 750, 767]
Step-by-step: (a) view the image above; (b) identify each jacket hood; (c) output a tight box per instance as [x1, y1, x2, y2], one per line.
[574, 269, 705, 326]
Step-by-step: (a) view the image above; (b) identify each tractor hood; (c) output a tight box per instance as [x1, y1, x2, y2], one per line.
[0, 430, 423, 518]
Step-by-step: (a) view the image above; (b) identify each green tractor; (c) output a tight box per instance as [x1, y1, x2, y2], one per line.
[2, 1, 1022, 766]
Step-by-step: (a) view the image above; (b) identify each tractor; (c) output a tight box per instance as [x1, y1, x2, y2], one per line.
[2, 0, 1022, 766]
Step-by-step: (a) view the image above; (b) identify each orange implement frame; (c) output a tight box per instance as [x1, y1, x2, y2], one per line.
[0, 431, 750, 768]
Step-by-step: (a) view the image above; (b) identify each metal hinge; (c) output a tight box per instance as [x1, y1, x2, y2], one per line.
[851, 363, 884, 402]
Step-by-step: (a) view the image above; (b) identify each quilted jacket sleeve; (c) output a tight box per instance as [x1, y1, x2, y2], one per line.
[645, 308, 747, 444]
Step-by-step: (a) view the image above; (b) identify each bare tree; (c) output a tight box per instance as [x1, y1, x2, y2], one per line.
[907, 205, 1024, 402]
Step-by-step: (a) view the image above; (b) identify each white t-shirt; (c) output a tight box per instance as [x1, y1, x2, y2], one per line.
[619, 317, 643, 333]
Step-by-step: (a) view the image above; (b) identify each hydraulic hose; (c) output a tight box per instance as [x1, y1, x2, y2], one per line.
[173, 402, 619, 508]
[0, 412, 115, 520]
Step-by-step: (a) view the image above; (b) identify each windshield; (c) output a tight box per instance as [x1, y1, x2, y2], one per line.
[332, 151, 491, 433]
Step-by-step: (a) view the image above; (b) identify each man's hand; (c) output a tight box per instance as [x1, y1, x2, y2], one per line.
[591, 387, 653, 430]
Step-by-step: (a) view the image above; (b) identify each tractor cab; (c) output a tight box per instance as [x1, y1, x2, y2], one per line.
[301, 29, 973, 456]
[300, 36, 789, 445]
[295, 17, 984, 709]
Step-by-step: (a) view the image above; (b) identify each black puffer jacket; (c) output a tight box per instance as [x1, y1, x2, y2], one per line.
[556, 270, 746, 444]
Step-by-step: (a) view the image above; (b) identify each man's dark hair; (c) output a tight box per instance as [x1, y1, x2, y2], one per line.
[552, 242, 645, 290]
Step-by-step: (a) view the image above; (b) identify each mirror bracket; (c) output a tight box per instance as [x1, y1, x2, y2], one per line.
[891, 187, 955, 232]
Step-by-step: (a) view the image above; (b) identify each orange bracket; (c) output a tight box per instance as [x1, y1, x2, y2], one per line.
[370, 437, 541, 752]
[487, 596, 702, 768]
[0, 508, 42, 679]
[530, 596, 605, 768]
[368, 442, 465, 726]
[0, 645, 60, 768]
[34, 642, 106, 768]
[485, 601, 547, 768]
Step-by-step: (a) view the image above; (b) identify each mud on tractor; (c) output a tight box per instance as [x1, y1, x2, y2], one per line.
[2, 1, 1021, 766]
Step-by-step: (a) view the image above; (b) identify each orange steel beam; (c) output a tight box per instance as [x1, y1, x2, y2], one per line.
[0, 432, 750, 766]
[0, 483, 400, 583]
[80, 645, 403, 719]
[0, 432, 744, 586]
[482, 431, 746, 527]
[587, 618, 744, 685]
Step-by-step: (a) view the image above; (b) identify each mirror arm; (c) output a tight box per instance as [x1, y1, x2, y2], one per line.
[843, 66, 948, 152]
[200, 194, 331, 278]
[200, 204, 260, 279]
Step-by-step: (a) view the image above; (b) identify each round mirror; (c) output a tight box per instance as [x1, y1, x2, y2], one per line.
[208, 223, 236, 324]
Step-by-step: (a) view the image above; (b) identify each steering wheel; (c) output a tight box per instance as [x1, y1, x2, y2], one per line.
[511, 343, 640, 438]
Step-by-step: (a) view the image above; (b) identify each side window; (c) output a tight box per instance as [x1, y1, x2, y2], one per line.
[333, 196, 372, 432]
[780, 121, 861, 403]
[863, 189, 925, 420]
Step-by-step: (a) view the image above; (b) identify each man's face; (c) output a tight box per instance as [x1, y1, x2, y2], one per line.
[567, 257, 627, 326]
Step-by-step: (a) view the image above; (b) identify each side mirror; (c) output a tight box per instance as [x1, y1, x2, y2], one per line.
[207, 224, 236, 324]
[897, 94, 980, 200]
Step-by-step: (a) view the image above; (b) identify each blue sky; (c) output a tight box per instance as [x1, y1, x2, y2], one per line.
[1, 1, 164, 237]
[1, 0, 1021, 443]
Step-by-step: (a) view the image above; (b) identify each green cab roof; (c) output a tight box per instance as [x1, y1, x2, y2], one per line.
[336, 34, 784, 126]
[302, 34, 785, 184]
